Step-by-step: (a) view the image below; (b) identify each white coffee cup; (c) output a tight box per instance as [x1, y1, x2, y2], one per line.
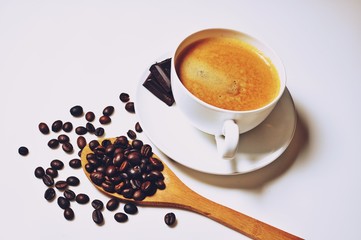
[171, 28, 286, 159]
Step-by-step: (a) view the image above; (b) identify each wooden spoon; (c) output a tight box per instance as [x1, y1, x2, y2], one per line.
[81, 138, 302, 240]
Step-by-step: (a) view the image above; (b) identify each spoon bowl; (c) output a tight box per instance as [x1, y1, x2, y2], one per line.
[81, 137, 302, 240]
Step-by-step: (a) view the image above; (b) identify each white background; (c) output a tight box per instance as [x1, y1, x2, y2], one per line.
[1, 0, 361, 239]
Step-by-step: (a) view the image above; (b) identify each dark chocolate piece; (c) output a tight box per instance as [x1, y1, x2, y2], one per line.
[149, 58, 172, 93]
[143, 73, 174, 106]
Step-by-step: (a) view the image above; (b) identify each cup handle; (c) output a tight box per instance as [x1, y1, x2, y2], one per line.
[215, 120, 239, 159]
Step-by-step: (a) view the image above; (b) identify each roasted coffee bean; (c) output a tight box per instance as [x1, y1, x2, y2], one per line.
[127, 152, 141, 166]
[44, 187, 56, 201]
[76, 136, 86, 150]
[125, 102, 135, 113]
[64, 207, 74, 220]
[85, 163, 94, 173]
[42, 174, 54, 186]
[102, 181, 116, 194]
[119, 92, 130, 102]
[105, 165, 117, 177]
[114, 182, 126, 194]
[102, 139, 112, 147]
[18, 146, 29, 156]
[38, 122, 50, 134]
[91, 199, 104, 210]
[76, 193, 89, 204]
[164, 212, 176, 226]
[50, 159, 64, 170]
[58, 196, 70, 209]
[155, 179, 166, 190]
[58, 134, 69, 143]
[64, 189, 76, 201]
[149, 157, 164, 171]
[85, 111, 95, 122]
[89, 140, 100, 150]
[106, 198, 119, 211]
[121, 188, 134, 199]
[135, 122, 143, 133]
[70, 105, 83, 117]
[46, 168, 58, 178]
[62, 142, 74, 153]
[47, 139, 59, 149]
[99, 115, 111, 124]
[92, 209, 104, 225]
[55, 180, 68, 190]
[69, 158, 81, 169]
[94, 127, 104, 137]
[140, 144, 152, 158]
[86, 122, 95, 133]
[114, 212, 128, 223]
[66, 176, 80, 186]
[141, 181, 156, 195]
[127, 129, 136, 139]
[124, 203, 138, 214]
[133, 189, 145, 201]
[75, 126, 87, 135]
[51, 120, 63, 132]
[103, 106, 114, 116]
[132, 139, 143, 150]
[34, 167, 45, 178]
[62, 122, 73, 132]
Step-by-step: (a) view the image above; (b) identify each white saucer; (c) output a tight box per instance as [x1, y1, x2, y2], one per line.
[135, 66, 297, 175]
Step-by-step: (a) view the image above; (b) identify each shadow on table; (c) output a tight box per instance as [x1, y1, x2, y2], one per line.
[168, 109, 309, 190]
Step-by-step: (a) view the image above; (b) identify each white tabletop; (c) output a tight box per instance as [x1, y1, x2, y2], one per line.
[2, 1, 361, 239]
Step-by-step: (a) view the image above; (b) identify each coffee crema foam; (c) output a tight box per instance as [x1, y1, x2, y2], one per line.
[176, 37, 280, 111]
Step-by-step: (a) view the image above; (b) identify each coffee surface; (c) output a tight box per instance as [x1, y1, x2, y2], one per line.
[176, 37, 280, 111]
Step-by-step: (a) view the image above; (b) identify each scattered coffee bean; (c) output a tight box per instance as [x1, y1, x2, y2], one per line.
[119, 92, 130, 102]
[58, 196, 70, 209]
[99, 115, 111, 124]
[127, 130, 136, 139]
[66, 176, 80, 186]
[58, 134, 70, 143]
[48, 139, 59, 149]
[69, 158, 81, 169]
[42, 174, 54, 186]
[70, 105, 83, 117]
[38, 122, 50, 134]
[106, 198, 119, 211]
[86, 122, 95, 133]
[94, 127, 104, 137]
[62, 142, 74, 153]
[64, 189, 76, 201]
[124, 203, 138, 214]
[125, 102, 135, 113]
[91, 199, 104, 210]
[114, 212, 128, 223]
[76, 193, 89, 204]
[46, 167, 58, 178]
[164, 212, 176, 226]
[103, 106, 114, 116]
[92, 209, 104, 225]
[135, 122, 142, 133]
[62, 122, 73, 132]
[34, 166, 45, 178]
[44, 187, 56, 201]
[55, 180, 68, 190]
[18, 146, 29, 156]
[141, 144, 152, 158]
[51, 120, 63, 132]
[64, 207, 74, 220]
[75, 126, 87, 135]
[76, 136, 87, 150]
[50, 159, 64, 170]
[85, 111, 95, 122]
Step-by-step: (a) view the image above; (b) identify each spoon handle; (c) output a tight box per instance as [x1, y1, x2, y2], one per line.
[176, 186, 303, 240]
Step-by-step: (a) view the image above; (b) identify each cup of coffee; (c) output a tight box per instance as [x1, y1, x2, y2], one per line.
[171, 28, 286, 159]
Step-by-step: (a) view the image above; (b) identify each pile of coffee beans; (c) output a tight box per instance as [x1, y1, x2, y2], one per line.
[84, 137, 166, 201]
[18, 90, 177, 227]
